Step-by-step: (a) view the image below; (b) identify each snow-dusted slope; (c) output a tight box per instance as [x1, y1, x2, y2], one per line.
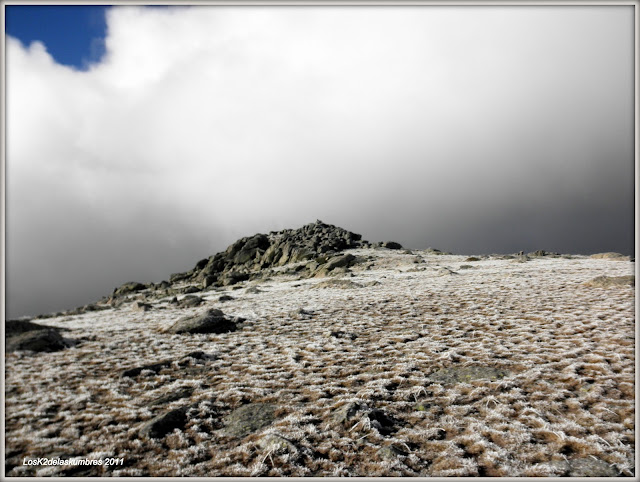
[4, 248, 635, 476]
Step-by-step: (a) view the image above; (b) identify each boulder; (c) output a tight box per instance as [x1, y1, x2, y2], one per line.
[382, 241, 403, 250]
[164, 308, 240, 334]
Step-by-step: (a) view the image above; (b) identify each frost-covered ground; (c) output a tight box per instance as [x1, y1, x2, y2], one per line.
[4, 249, 636, 476]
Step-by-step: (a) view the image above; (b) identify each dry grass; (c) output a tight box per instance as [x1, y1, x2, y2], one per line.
[4, 249, 635, 476]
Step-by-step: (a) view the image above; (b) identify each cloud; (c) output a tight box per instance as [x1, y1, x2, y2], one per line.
[6, 6, 634, 317]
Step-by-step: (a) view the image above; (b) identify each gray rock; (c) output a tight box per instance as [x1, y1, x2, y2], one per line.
[221, 403, 276, 438]
[324, 253, 356, 271]
[548, 457, 619, 477]
[164, 308, 240, 334]
[177, 295, 203, 308]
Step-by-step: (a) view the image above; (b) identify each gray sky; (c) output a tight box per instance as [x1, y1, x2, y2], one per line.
[5, 5, 635, 319]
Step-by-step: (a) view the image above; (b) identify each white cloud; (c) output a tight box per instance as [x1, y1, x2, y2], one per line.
[6, 5, 633, 317]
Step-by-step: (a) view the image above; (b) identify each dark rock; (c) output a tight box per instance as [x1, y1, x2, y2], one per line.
[164, 308, 239, 334]
[382, 241, 403, 250]
[465, 256, 481, 262]
[6, 329, 68, 353]
[121, 360, 173, 378]
[139, 406, 190, 439]
[183, 286, 201, 294]
[5, 319, 63, 336]
[218, 295, 234, 302]
[221, 403, 276, 438]
[367, 408, 400, 436]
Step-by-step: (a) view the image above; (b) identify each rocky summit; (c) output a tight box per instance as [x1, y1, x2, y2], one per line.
[4, 222, 635, 477]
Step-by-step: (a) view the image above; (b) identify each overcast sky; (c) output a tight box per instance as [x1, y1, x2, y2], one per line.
[5, 5, 634, 318]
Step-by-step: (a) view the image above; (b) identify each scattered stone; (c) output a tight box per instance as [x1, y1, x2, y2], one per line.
[145, 386, 195, 407]
[246, 286, 263, 294]
[139, 406, 190, 439]
[221, 403, 276, 438]
[465, 257, 481, 262]
[458, 265, 474, 270]
[121, 360, 173, 378]
[183, 286, 201, 294]
[177, 295, 203, 308]
[428, 366, 509, 385]
[218, 295, 235, 302]
[164, 308, 241, 334]
[134, 301, 152, 312]
[6, 328, 68, 353]
[257, 434, 298, 456]
[377, 443, 409, 460]
[114, 281, 146, 297]
[584, 275, 634, 288]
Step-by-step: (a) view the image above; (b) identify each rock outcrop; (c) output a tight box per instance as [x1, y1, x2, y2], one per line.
[169, 220, 368, 288]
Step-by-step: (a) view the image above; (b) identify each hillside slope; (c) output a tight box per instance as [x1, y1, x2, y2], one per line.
[4, 223, 636, 476]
